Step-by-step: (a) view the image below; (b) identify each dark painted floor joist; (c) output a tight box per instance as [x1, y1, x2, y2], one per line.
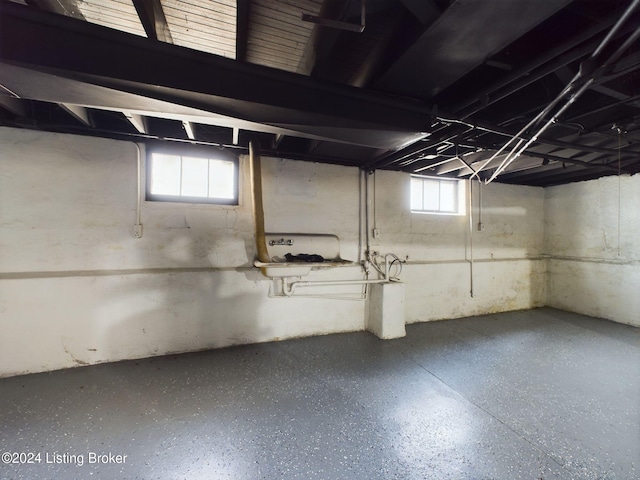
[1, 0, 639, 186]
[0, 1, 432, 151]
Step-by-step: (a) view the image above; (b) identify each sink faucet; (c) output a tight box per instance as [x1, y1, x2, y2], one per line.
[269, 238, 293, 246]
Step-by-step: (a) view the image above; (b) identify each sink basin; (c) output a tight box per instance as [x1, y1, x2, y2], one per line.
[254, 233, 356, 277]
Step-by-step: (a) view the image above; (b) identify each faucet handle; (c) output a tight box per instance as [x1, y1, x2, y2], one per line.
[268, 238, 294, 246]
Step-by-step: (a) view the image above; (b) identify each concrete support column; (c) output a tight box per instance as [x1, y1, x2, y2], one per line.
[367, 282, 406, 339]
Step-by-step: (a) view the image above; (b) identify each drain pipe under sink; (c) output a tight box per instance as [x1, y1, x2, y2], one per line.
[281, 253, 399, 297]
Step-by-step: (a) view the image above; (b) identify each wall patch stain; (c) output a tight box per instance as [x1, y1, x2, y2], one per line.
[61, 339, 89, 366]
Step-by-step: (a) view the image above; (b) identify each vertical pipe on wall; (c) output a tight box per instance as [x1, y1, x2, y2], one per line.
[133, 142, 143, 238]
[365, 170, 371, 256]
[249, 140, 270, 263]
[372, 170, 377, 235]
[477, 178, 483, 231]
[359, 169, 365, 263]
[468, 179, 474, 298]
[360, 169, 370, 298]
[617, 130, 622, 257]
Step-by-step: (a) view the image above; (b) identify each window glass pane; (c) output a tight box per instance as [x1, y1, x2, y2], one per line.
[181, 156, 209, 197]
[410, 176, 464, 214]
[150, 153, 181, 196]
[440, 181, 456, 212]
[410, 177, 423, 210]
[209, 159, 235, 199]
[423, 179, 440, 211]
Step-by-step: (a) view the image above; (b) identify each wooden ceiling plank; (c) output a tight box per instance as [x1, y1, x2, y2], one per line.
[163, 0, 236, 16]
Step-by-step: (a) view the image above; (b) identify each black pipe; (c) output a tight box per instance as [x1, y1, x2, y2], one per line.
[466, 139, 634, 175]
[441, 116, 640, 157]
[362, 126, 471, 170]
[566, 94, 640, 123]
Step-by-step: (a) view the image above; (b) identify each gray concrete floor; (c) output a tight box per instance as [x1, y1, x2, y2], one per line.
[0, 307, 638, 480]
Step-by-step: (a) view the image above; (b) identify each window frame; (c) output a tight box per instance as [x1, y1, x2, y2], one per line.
[410, 174, 466, 216]
[146, 143, 239, 206]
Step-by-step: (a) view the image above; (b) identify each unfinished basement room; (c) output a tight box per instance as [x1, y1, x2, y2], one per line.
[0, 0, 639, 479]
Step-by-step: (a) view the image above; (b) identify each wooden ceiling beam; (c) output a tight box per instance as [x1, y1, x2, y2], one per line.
[132, 0, 173, 42]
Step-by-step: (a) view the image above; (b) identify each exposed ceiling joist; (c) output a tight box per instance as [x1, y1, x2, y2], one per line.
[0, 2, 430, 150]
[0, 96, 27, 117]
[0, 62, 407, 147]
[556, 65, 640, 103]
[451, 10, 623, 117]
[236, 0, 250, 61]
[132, 0, 173, 42]
[182, 121, 196, 140]
[272, 133, 284, 148]
[59, 103, 91, 126]
[302, 0, 365, 33]
[124, 111, 148, 134]
[2, 0, 639, 186]
[496, 156, 633, 186]
[472, 143, 634, 176]
[375, 0, 573, 99]
[399, 0, 439, 25]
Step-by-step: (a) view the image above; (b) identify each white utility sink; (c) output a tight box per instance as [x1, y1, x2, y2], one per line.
[254, 233, 356, 277]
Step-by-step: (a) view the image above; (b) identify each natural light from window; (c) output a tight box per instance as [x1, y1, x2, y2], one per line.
[148, 152, 237, 204]
[410, 175, 465, 215]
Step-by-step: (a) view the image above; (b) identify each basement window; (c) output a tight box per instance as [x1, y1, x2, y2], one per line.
[147, 149, 238, 205]
[410, 175, 465, 215]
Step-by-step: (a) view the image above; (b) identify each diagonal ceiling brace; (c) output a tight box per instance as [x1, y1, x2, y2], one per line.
[131, 0, 173, 43]
[0, 96, 28, 117]
[59, 103, 92, 126]
[123, 111, 147, 134]
[182, 121, 196, 140]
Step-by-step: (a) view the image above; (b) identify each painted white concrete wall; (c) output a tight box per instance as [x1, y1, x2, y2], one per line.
[369, 171, 546, 323]
[545, 176, 640, 326]
[0, 128, 364, 377]
[0, 127, 547, 377]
